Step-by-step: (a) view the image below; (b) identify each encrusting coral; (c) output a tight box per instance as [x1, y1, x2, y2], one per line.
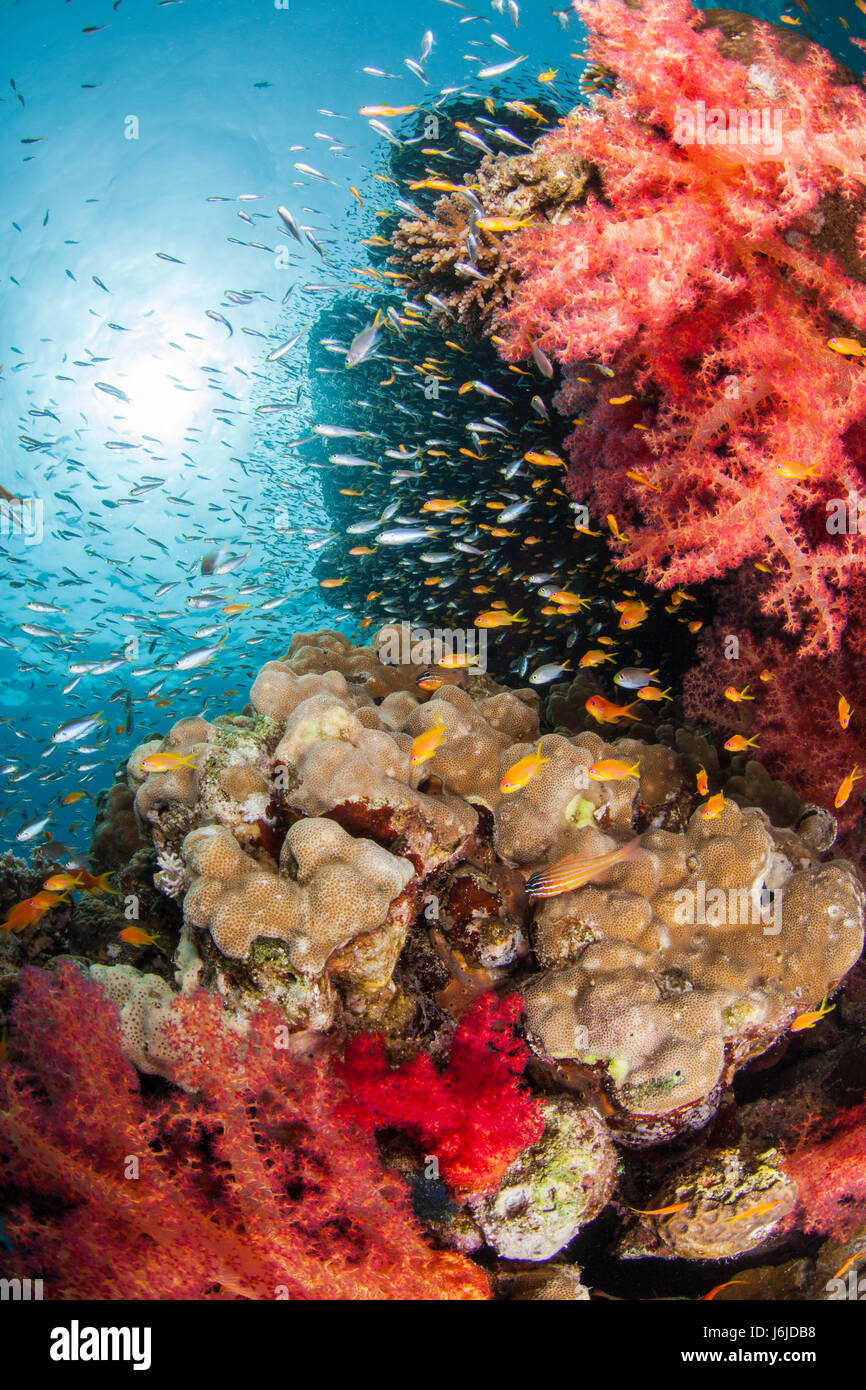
[523, 798, 863, 1141]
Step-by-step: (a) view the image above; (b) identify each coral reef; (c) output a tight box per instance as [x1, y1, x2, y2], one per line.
[623, 1140, 798, 1260]
[4, 627, 865, 1300]
[113, 631, 865, 1155]
[523, 796, 863, 1141]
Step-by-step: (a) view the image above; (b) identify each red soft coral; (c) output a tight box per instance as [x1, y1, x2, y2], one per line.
[501, 0, 866, 657]
[0, 964, 489, 1300]
[338, 993, 544, 1196]
[681, 570, 866, 842]
[784, 1101, 866, 1241]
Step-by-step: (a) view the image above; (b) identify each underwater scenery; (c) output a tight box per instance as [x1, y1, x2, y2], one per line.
[4, 0, 866, 1323]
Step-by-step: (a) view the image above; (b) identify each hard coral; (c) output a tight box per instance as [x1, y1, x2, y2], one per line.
[0, 964, 489, 1300]
[183, 818, 414, 975]
[501, 0, 866, 657]
[522, 799, 864, 1142]
[117, 629, 865, 1144]
[391, 146, 592, 335]
[467, 1095, 617, 1260]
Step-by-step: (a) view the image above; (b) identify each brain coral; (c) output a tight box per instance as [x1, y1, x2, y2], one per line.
[120, 629, 864, 1140]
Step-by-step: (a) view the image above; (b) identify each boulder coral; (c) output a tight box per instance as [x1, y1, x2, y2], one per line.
[119, 629, 865, 1148]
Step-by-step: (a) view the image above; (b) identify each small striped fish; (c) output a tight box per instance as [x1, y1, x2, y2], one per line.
[526, 837, 642, 899]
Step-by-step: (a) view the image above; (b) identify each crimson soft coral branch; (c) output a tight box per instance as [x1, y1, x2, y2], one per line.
[338, 992, 544, 1196]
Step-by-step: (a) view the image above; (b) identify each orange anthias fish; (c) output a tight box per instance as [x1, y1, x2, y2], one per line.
[44, 868, 116, 895]
[696, 765, 709, 796]
[579, 649, 615, 668]
[527, 837, 643, 899]
[1, 900, 44, 939]
[422, 498, 466, 513]
[437, 651, 480, 670]
[28, 890, 70, 911]
[724, 685, 754, 703]
[832, 1253, 865, 1280]
[474, 215, 534, 233]
[524, 449, 566, 469]
[549, 589, 590, 610]
[60, 791, 88, 806]
[615, 599, 649, 630]
[637, 685, 671, 702]
[827, 336, 866, 357]
[500, 741, 551, 794]
[475, 608, 526, 629]
[43, 872, 88, 892]
[410, 711, 446, 766]
[774, 460, 819, 481]
[138, 750, 200, 775]
[726, 1200, 783, 1224]
[839, 692, 853, 729]
[118, 926, 160, 947]
[588, 758, 640, 782]
[585, 694, 640, 725]
[835, 765, 863, 808]
[724, 734, 760, 752]
[1, 889, 69, 939]
[701, 792, 726, 819]
[702, 1280, 748, 1301]
[359, 104, 417, 117]
[790, 996, 835, 1032]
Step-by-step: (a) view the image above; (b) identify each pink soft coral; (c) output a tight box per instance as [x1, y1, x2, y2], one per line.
[338, 993, 544, 1196]
[501, 0, 866, 656]
[0, 964, 490, 1299]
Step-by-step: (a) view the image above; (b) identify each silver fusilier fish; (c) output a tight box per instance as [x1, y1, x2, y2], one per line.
[529, 662, 572, 686]
[346, 317, 382, 368]
[52, 714, 105, 744]
[376, 528, 433, 545]
[174, 643, 223, 670]
[16, 815, 52, 842]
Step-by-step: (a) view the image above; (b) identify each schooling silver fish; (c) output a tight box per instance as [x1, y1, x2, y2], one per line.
[376, 528, 432, 545]
[346, 317, 382, 368]
[614, 667, 660, 690]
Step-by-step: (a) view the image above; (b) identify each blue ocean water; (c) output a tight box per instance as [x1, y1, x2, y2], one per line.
[0, 0, 863, 855]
